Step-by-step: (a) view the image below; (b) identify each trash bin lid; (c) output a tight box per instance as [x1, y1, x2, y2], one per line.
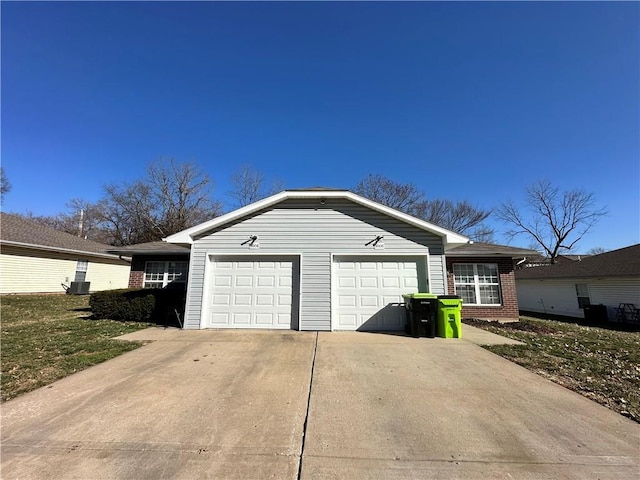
[413, 293, 438, 299]
[402, 293, 415, 300]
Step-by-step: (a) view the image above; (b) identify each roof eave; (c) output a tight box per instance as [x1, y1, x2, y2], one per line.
[447, 252, 532, 259]
[1, 240, 126, 261]
[107, 249, 190, 256]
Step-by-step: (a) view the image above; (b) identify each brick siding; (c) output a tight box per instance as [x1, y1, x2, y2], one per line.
[127, 254, 189, 289]
[446, 256, 520, 321]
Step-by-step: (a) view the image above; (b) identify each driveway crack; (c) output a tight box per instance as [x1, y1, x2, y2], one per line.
[297, 331, 318, 480]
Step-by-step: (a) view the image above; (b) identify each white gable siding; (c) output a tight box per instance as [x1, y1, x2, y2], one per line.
[184, 199, 444, 330]
[517, 277, 640, 320]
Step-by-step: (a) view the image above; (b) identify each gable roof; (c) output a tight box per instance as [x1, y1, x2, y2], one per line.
[515, 244, 640, 280]
[165, 189, 471, 245]
[0, 212, 120, 260]
[107, 241, 190, 255]
[446, 242, 539, 258]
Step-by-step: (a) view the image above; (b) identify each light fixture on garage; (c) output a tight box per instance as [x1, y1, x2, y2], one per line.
[365, 235, 384, 249]
[241, 235, 260, 249]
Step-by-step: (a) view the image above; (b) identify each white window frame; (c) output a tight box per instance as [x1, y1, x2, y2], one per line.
[75, 259, 89, 282]
[453, 263, 502, 306]
[143, 261, 188, 288]
[575, 283, 591, 309]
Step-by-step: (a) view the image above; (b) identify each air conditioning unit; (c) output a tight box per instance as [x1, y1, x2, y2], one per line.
[68, 281, 91, 295]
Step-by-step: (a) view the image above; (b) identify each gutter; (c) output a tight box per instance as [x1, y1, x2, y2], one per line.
[0, 240, 127, 261]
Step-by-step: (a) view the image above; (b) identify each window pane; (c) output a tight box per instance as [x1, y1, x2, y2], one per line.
[477, 264, 498, 284]
[455, 285, 476, 304]
[75, 260, 88, 282]
[167, 261, 188, 283]
[479, 285, 501, 304]
[144, 261, 165, 285]
[575, 284, 589, 297]
[453, 264, 475, 283]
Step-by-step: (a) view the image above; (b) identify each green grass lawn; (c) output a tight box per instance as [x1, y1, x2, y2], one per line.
[464, 317, 640, 423]
[1, 294, 153, 402]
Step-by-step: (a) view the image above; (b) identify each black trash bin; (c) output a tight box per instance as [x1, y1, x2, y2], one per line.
[583, 304, 608, 324]
[402, 294, 438, 338]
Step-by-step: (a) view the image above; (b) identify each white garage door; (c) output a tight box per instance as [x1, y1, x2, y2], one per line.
[334, 257, 423, 331]
[206, 257, 297, 329]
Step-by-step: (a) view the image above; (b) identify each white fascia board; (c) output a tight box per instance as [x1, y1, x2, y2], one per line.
[165, 190, 471, 245]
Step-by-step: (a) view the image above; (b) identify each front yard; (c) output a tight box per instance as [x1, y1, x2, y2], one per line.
[465, 316, 640, 423]
[1, 294, 152, 402]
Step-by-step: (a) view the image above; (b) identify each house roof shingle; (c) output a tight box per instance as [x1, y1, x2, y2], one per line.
[0, 212, 118, 258]
[515, 244, 640, 280]
[106, 241, 190, 255]
[446, 242, 539, 258]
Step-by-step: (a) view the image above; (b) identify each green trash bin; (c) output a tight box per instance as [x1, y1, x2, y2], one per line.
[437, 295, 462, 338]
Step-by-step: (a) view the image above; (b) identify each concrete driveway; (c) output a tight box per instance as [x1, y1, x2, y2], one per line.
[2, 328, 638, 479]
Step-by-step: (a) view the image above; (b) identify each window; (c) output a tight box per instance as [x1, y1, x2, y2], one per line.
[575, 283, 590, 309]
[144, 261, 188, 288]
[453, 263, 501, 305]
[75, 260, 88, 282]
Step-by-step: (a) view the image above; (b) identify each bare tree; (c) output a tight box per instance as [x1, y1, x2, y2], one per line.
[587, 246, 607, 255]
[496, 179, 607, 263]
[228, 164, 283, 208]
[354, 174, 424, 215]
[1, 167, 11, 199]
[415, 199, 492, 237]
[99, 159, 222, 246]
[355, 174, 492, 237]
[19, 198, 110, 243]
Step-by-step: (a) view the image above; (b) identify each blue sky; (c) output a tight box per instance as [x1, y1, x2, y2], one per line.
[2, 2, 638, 252]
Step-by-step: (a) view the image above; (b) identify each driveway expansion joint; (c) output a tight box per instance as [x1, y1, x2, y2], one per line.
[297, 331, 318, 480]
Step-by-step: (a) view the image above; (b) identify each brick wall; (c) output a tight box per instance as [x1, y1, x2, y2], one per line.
[446, 256, 520, 321]
[128, 254, 190, 289]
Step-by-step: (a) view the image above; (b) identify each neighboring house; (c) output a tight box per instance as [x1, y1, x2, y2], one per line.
[519, 253, 593, 269]
[106, 241, 190, 289]
[0, 213, 130, 294]
[154, 189, 536, 331]
[515, 244, 640, 321]
[445, 242, 540, 322]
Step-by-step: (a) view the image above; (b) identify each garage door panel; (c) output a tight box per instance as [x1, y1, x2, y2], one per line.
[215, 276, 232, 287]
[211, 313, 230, 327]
[335, 257, 423, 331]
[234, 294, 252, 306]
[339, 295, 356, 307]
[339, 277, 357, 288]
[360, 296, 379, 307]
[207, 257, 297, 329]
[360, 277, 377, 288]
[212, 294, 230, 306]
[278, 294, 292, 306]
[233, 313, 251, 325]
[235, 276, 253, 287]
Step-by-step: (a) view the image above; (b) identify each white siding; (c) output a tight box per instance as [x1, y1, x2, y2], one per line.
[85, 262, 130, 291]
[517, 280, 582, 317]
[0, 246, 129, 294]
[588, 278, 640, 320]
[185, 198, 444, 330]
[300, 252, 331, 331]
[517, 276, 640, 320]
